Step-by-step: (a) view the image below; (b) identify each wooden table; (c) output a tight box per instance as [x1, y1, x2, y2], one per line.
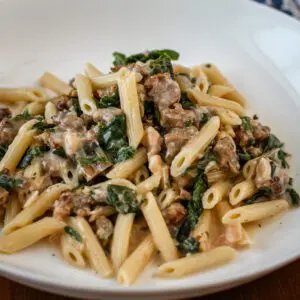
[1, 259, 299, 300]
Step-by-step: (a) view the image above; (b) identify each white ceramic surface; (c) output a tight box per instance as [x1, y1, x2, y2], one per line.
[1, 0, 300, 299]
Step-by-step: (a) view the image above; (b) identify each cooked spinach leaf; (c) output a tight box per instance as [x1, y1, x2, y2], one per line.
[112, 49, 179, 67]
[13, 109, 31, 121]
[243, 187, 272, 205]
[116, 146, 135, 162]
[106, 184, 139, 214]
[287, 188, 300, 207]
[97, 90, 120, 108]
[263, 134, 283, 152]
[79, 156, 108, 166]
[0, 173, 23, 191]
[241, 116, 252, 131]
[53, 147, 67, 158]
[237, 149, 252, 163]
[0, 144, 8, 160]
[197, 151, 217, 171]
[180, 92, 194, 109]
[33, 121, 55, 132]
[71, 97, 82, 117]
[178, 237, 200, 254]
[277, 149, 289, 168]
[18, 145, 49, 169]
[78, 141, 109, 166]
[64, 226, 82, 242]
[149, 55, 175, 78]
[184, 120, 193, 127]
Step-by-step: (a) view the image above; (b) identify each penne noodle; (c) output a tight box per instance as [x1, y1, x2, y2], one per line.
[157, 188, 178, 210]
[0, 217, 65, 253]
[208, 84, 235, 98]
[0, 119, 37, 172]
[131, 166, 149, 185]
[209, 107, 242, 126]
[106, 148, 147, 179]
[0, 88, 45, 103]
[190, 65, 210, 93]
[4, 193, 21, 226]
[171, 116, 220, 177]
[155, 246, 236, 278]
[44, 101, 58, 123]
[229, 180, 257, 206]
[70, 217, 113, 277]
[75, 74, 97, 115]
[117, 234, 156, 285]
[136, 173, 161, 195]
[202, 180, 233, 209]
[243, 159, 258, 180]
[23, 101, 46, 115]
[84, 63, 103, 78]
[3, 183, 69, 234]
[39, 72, 72, 95]
[111, 213, 135, 271]
[118, 68, 144, 148]
[191, 209, 212, 252]
[141, 192, 178, 262]
[222, 199, 289, 224]
[187, 87, 245, 116]
[90, 72, 119, 89]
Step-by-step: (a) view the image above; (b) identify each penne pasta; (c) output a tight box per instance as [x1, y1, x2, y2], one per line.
[3, 183, 69, 234]
[118, 68, 144, 148]
[210, 107, 242, 126]
[157, 188, 178, 210]
[106, 148, 147, 179]
[4, 193, 21, 226]
[84, 63, 103, 78]
[39, 72, 72, 95]
[155, 246, 236, 278]
[136, 173, 161, 195]
[69, 217, 113, 277]
[141, 192, 178, 262]
[111, 213, 135, 271]
[0, 88, 45, 103]
[208, 84, 235, 98]
[188, 87, 245, 116]
[229, 180, 257, 206]
[171, 116, 220, 177]
[0, 119, 37, 172]
[0, 217, 65, 253]
[117, 234, 156, 285]
[202, 180, 233, 209]
[222, 199, 289, 224]
[90, 72, 119, 89]
[44, 101, 58, 123]
[243, 159, 258, 180]
[75, 74, 97, 115]
[131, 166, 149, 185]
[23, 101, 46, 115]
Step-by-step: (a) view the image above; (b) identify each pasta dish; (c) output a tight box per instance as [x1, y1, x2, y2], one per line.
[0, 49, 298, 285]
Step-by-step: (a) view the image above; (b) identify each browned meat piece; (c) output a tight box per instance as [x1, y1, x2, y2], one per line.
[52, 95, 71, 110]
[0, 186, 9, 207]
[214, 135, 240, 174]
[178, 188, 192, 200]
[95, 85, 117, 99]
[81, 114, 94, 127]
[163, 202, 187, 226]
[164, 126, 198, 163]
[144, 73, 181, 110]
[41, 156, 64, 177]
[92, 108, 123, 123]
[35, 131, 64, 149]
[143, 126, 163, 157]
[72, 191, 95, 216]
[53, 190, 73, 221]
[270, 167, 289, 195]
[95, 216, 113, 240]
[91, 188, 108, 203]
[247, 146, 262, 158]
[127, 62, 151, 77]
[255, 158, 272, 189]
[251, 120, 270, 141]
[160, 103, 197, 128]
[0, 108, 11, 121]
[52, 111, 84, 131]
[0, 119, 17, 144]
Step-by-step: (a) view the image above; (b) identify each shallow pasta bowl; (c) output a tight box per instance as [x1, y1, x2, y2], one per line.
[1, 0, 300, 299]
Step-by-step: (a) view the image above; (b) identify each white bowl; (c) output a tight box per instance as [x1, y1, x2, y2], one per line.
[0, 0, 300, 299]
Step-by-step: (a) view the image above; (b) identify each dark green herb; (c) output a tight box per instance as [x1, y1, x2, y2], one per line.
[263, 134, 283, 152]
[64, 226, 82, 242]
[180, 92, 194, 109]
[187, 173, 207, 229]
[53, 147, 67, 158]
[33, 121, 55, 132]
[237, 149, 252, 163]
[205, 63, 212, 68]
[13, 109, 31, 121]
[0, 144, 8, 160]
[106, 184, 139, 214]
[78, 141, 109, 166]
[199, 113, 209, 126]
[97, 91, 120, 108]
[112, 49, 179, 67]
[79, 156, 108, 166]
[149, 55, 174, 78]
[243, 188, 272, 205]
[241, 116, 252, 132]
[72, 97, 82, 116]
[116, 146, 135, 162]
[18, 145, 49, 169]
[0, 173, 23, 191]
[178, 237, 200, 254]
[287, 188, 300, 206]
[277, 149, 289, 168]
